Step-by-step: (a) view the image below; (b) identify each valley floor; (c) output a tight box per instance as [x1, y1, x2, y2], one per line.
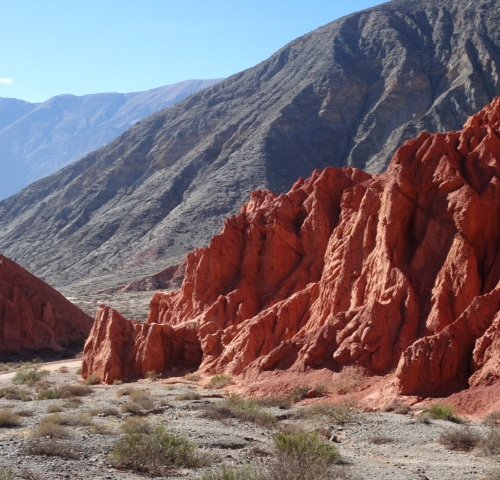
[0, 361, 497, 480]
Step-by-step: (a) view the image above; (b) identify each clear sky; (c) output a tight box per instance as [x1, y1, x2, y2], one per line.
[1, 0, 385, 102]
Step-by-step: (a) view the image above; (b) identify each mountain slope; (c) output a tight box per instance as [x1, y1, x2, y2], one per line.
[0, 0, 498, 289]
[0, 79, 219, 199]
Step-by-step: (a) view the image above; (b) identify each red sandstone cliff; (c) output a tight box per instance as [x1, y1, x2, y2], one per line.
[83, 98, 500, 400]
[0, 255, 92, 355]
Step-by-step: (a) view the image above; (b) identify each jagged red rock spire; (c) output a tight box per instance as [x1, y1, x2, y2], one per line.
[83, 98, 500, 403]
[0, 255, 92, 355]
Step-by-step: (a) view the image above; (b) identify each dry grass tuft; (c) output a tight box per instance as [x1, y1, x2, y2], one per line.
[175, 391, 202, 401]
[201, 465, 262, 480]
[122, 417, 153, 434]
[0, 385, 32, 401]
[25, 438, 79, 459]
[83, 373, 101, 385]
[209, 374, 234, 389]
[0, 408, 21, 428]
[294, 403, 357, 425]
[184, 373, 202, 382]
[203, 395, 277, 427]
[332, 366, 366, 395]
[439, 426, 480, 451]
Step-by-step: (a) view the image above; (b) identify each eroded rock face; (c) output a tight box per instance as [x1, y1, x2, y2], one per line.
[83, 99, 500, 398]
[0, 255, 92, 355]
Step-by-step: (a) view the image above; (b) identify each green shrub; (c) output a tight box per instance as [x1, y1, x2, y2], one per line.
[112, 425, 202, 474]
[274, 429, 340, 464]
[267, 428, 342, 480]
[12, 365, 49, 386]
[424, 403, 461, 423]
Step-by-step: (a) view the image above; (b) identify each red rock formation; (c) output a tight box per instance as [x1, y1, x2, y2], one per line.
[0, 255, 92, 355]
[82, 98, 500, 401]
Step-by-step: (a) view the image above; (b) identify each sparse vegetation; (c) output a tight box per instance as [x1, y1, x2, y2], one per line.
[12, 365, 49, 386]
[176, 391, 202, 401]
[484, 411, 500, 427]
[83, 373, 101, 385]
[0, 408, 21, 428]
[369, 434, 393, 445]
[47, 404, 64, 413]
[332, 366, 366, 394]
[386, 400, 410, 415]
[185, 373, 202, 382]
[0, 385, 31, 401]
[121, 389, 155, 414]
[274, 428, 340, 463]
[122, 417, 153, 434]
[425, 403, 461, 423]
[439, 426, 480, 451]
[25, 438, 79, 459]
[111, 425, 202, 475]
[481, 427, 500, 457]
[201, 465, 262, 480]
[294, 403, 357, 425]
[289, 386, 310, 403]
[146, 370, 160, 381]
[209, 374, 234, 389]
[203, 395, 277, 427]
[0, 467, 14, 480]
[267, 428, 341, 480]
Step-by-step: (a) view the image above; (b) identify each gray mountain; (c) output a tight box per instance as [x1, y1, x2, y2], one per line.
[0, 0, 498, 293]
[0, 79, 219, 199]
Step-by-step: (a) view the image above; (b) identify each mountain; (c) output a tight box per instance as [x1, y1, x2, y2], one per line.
[0, 0, 498, 291]
[0, 255, 92, 356]
[82, 98, 500, 416]
[0, 79, 219, 199]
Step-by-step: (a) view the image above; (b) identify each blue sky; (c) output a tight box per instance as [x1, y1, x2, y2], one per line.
[1, 0, 384, 102]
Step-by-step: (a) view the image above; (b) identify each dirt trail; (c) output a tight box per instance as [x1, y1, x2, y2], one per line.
[0, 358, 81, 383]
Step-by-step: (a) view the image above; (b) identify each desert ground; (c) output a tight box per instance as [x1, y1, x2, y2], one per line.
[0, 359, 498, 480]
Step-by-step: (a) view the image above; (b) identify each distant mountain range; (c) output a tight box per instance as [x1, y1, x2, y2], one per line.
[0, 0, 498, 291]
[0, 79, 219, 199]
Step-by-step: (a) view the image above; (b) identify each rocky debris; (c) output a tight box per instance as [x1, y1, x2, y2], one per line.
[82, 98, 500, 411]
[0, 0, 498, 289]
[0, 255, 92, 355]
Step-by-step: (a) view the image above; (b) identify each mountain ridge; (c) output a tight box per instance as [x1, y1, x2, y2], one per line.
[0, 79, 220, 199]
[0, 0, 498, 290]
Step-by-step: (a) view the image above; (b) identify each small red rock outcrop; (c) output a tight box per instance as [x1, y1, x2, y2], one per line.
[83, 98, 500, 400]
[0, 255, 92, 355]
[119, 262, 186, 292]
